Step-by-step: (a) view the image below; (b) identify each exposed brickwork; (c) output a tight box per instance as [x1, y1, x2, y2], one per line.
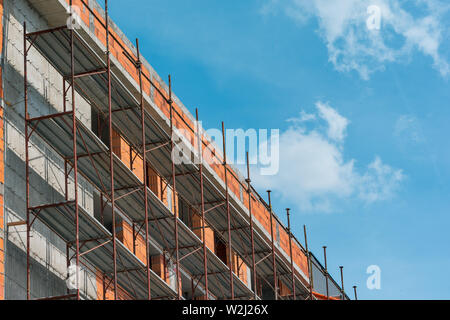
[292, 242, 309, 280]
[147, 166, 161, 197]
[224, 247, 249, 287]
[116, 220, 146, 263]
[95, 271, 132, 300]
[151, 255, 170, 286]
[112, 129, 144, 182]
[111, 128, 179, 216]
[233, 254, 248, 286]
[278, 279, 292, 298]
[191, 214, 215, 252]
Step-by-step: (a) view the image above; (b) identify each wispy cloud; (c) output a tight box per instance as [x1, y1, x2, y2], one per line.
[394, 114, 425, 144]
[316, 101, 349, 142]
[359, 156, 405, 203]
[253, 102, 405, 212]
[262, 0, 450, 79]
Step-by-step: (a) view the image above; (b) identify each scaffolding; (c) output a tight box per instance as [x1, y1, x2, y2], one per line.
[21, 0, 348, 301]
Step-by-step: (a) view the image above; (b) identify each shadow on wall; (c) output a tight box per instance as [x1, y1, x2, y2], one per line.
[4, 241, 67, 300]
[3, 53, 97, 299]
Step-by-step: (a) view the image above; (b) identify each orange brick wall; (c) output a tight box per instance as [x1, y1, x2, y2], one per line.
[130, 149, 144, 182]
[115, 220, 175, 288]
[116, 220, 146, 263]
[226, 248, 248, 286]
[278, 279, 292, 298]
[112, 130, 130, 165]
[67, 0, 90, 27]
[147, 165, 161, 197]
[151, 255, 170, 286]
[234, 254, 248, 286]
[111, 129, 179, 216]
[191, 214, 215, 252]
[292, 242, 309, 278]
[111, 129, 144, 182]
[95, 271, 132, 300]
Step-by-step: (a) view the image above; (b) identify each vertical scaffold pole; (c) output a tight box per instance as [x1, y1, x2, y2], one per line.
[136, 38, 152, 300]
[245, 152, 257, 300]
[304, 225, 313, 300]
[323, 246, 329, 300]
[105, 0, 118, 299]
[267, 191, 278, 300]
[196, 109, 209, 300]
[168, 75, 181, 300]
[70, 0, 80, 300]
[23, 21, 31, 301]
[286, 209, 296, 300]
[353, 286, 358, 300]
[66, 244, 70, 296]
[339, 266, 345, 300]
[221, 122, 234, 300]
[63, 77, 69, 204]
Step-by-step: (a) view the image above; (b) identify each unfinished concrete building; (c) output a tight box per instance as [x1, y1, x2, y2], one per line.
[0, 0, 350, 300]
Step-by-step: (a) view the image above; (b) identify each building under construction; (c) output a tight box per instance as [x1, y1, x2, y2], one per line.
[0, 0, 351, 300]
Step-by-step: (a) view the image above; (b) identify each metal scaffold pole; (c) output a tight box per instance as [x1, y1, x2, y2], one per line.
[340, 266, 345, 300]
[221, 122, 234, 300]
[267, 191, 278, 300]
[304, 225, 314, 300]
[23, 21, 31, 301]
[136, 38, 152, 300]
[168, 75, 181, 300]
[245, 152, 258, 300]
[105, 0, 118, 299]
[196, 109, 209, 300]
[69, 0, 81, 300]
[323, 246, 329, 300]
[286, 209, 296, 300]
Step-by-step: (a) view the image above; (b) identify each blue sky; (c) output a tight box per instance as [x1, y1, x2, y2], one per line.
[104, 0, 450, 299]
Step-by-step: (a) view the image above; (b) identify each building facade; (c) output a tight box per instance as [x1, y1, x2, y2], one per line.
[0, 0, 347, 300]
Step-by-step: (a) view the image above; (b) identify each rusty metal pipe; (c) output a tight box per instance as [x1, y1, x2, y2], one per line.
[286, 209, 296, 300]
[23, 21, 31, 300]
[246, 152, 257, 300]
[221, 122, 234, 299]
[340, 266, 345, 300]
[196, 109, 209, 300]
[105, 0, 118, 299]
[304, 225, 314, 300]
[136, 38, 152, 300]
[323, 246, 329, 300]
[267, 190, 278, 300]
[169, 75, 181, 300]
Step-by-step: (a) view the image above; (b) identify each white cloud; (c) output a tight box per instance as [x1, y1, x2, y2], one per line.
[263, 0, 450, 79]
[287, 110, 316, 123]
[316, 101, 349, 142]
[253, 101, 404, 212]
[359, 156, 405, 203]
